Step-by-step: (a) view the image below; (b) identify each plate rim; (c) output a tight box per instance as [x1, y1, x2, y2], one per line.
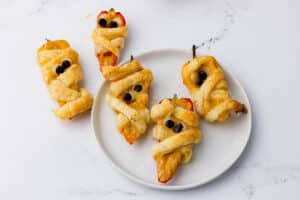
[91, 48, 252, 190]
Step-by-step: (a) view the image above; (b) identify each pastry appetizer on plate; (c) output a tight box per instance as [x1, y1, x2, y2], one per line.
[91, 8, 128, 72]
[151, 96, 202, 183]
[181, 45, 247, 122]
[106, 57, 153, 144]
[36, 40, 93, 120]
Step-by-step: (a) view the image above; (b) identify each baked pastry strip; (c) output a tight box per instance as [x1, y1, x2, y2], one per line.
[37, 40, 93, 119]
[91, 8, 128, 72]
[151, 96, 202, 183]
[181, 47, 247, 122]
[106, 59, 153, 144]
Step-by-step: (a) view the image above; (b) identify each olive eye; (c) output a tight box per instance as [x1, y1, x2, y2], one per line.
[134, 84, 142, 92]
[98, 18, 107, 27]
[173, 123, 183, 133]
[196, 70, 207, 86]
[123, 93, 132, 102]
[109, 21, 118, 28]
[62, 60, 71, 68]
[165, 120, 175, 128]
[55, 66, 64, 75]
[198, 71, 207, 80]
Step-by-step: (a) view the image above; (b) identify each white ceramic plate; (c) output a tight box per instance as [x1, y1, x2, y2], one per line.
[92, 49, 252, 190]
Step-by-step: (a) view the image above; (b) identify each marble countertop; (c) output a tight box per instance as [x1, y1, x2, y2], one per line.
[1, 0, 299, 199]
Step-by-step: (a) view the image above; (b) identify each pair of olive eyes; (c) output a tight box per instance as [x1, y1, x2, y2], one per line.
[165, 120, 184, 133]
[122, 84, 143, 102]
[98, 18, 118, 28]
[55, 60, 71, 75]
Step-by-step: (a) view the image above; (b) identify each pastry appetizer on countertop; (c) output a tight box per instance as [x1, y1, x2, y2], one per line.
[106, 57, 153, 144]
[151, 95, 202, 183]
[36, 40, 93, 120]
[91, 8, 128, 73]
[181, 45, 247, 122]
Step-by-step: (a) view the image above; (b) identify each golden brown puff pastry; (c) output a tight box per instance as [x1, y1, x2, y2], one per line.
[151, 96, 202, 183]
[106, 59, 153, 144]
[36, 40, 93, 120]
[91, 8, 128, 72]
[181, 50, 247, 122]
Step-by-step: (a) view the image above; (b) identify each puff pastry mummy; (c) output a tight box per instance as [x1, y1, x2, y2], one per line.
[151, 96, 202, 183]
[181, 48, 247, 122]
[91, 8, 128, 72]
[106, 59, 153, 144]
[36, 40, 93, 120]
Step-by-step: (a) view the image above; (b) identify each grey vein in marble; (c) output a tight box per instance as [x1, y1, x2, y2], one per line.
[198, 0, 235, 50]
[65, 187, 144, 198]
[234, 162, 300, 199]
[242, 184, 255, 200]
[28, 0, 50, 16]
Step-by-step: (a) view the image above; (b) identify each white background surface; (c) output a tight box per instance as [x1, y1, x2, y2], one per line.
[0, 0, 299, 199]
